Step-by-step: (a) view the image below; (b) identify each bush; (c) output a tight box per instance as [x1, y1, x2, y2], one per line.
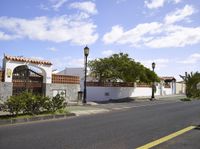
[3, 92, 66, 116]
[180, 98, 191, 101]
[51, 94, 65, 112]
[41, 96, 52, 112]
[180, 72, 200, 98]
[4, 95, 24, 116]
[23, 92, 41, 114]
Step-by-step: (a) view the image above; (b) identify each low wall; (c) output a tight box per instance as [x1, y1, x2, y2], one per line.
[0, 82, 12, 101]
[162, 88, 172, 95]
[45, 83, 80, 102]
[86, 85, 173, 102]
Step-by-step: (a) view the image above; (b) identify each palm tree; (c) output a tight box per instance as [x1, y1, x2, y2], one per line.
[180, 72, 200, 98]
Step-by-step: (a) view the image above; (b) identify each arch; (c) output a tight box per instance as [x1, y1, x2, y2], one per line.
[4, 57, 52, 83]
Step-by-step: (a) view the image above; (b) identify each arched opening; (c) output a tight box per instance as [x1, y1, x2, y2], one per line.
[12, 65, 43, 95]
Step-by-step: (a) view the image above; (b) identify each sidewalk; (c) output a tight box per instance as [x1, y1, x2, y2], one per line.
[133, 94, 186, 101]
[67, 105, 110, 116]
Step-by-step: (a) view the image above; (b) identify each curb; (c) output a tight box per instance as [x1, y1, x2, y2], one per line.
[72, 109, 110, 116]
[0, 113, 76, 126]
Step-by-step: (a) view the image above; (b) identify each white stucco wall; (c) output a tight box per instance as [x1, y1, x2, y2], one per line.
[4, 59, 52, 83]
[86, 87, 134, 101]
[86, 86, 162, 101]
[160, 88, 172, 95]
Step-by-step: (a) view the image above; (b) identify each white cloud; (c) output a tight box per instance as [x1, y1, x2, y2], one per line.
[51, 56, 84, 70]
[48, 47, 58, 52]
[70, 1, 98, 15]
[164, 5, 196, 24]
[39, 0, 68, 11]
[0, 15, 98, 45]
[102, 50, 114, 57]
[103, 25, 124, 44]
[103, 5, 200, 48]
[39, 4, 50, 11]
[0, 31, 20, 40]
[145, 25, 200, 48]
[103, 22, 162, 46]
[173, 0, 181, 4]
[52, 0, 68, 11]
[145, 0, 165, 9]
[140, 58, 169, 70]
[179, 53, 200, 64]
[145, 0, 182, 9]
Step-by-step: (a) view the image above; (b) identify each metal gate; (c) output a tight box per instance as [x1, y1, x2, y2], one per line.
[12, 65, 43, 95]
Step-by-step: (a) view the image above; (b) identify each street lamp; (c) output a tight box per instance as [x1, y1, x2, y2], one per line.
[83, 46, 89, 104]
[151, 62, 156, 101]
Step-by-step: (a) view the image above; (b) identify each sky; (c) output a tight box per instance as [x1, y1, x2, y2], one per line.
[0, 0, 200, 80]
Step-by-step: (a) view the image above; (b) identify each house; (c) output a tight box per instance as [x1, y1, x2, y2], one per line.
[58, 67, 85, 91]
[0, 55, 80, 102]
[160, 76, 176, 95]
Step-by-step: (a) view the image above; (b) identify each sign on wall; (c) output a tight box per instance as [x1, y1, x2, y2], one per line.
[6, 68, 12, 78]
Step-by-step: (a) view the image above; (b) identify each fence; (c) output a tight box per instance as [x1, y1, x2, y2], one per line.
[86, 82, 135, 87]
[87, 82, 170, 88]
[52, 74, 79, 84]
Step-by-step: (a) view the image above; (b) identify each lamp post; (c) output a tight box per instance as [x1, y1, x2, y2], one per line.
[83, 46, 89, 104]
[151, 62, 156, 101]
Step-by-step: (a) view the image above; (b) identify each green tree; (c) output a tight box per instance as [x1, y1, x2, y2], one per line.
[180, 72, 200, 98]
[88, 53, 160, 83]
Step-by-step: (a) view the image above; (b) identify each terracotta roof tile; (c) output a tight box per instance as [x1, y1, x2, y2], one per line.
[5, 55, 52, 65]
[160, 76, 176, 81]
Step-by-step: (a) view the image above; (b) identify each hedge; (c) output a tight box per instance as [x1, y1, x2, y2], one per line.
[2, 92, 66, 116]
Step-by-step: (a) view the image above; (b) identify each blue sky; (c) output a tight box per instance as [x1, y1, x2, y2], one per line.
[0, 0, 200, 80]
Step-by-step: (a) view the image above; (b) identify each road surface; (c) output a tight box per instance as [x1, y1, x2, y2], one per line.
[0, 99, 200, 149]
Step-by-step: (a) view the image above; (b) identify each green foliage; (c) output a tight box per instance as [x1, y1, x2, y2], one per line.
[180, 98, 192, 101]
[22, 92, 40, 114]
[52, 94, 65, 112]
[180, 72, 200, 98]
[3, 92, 65, 116]
[88, 53, 160, 83]
[4, 95, 24, 115]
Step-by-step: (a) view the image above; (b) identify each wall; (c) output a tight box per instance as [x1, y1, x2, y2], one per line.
[176, 82, 186, 94]
[162, 88, 172, 95]
[86, 86, 163, 102]
[45, 83, 80, 102]
[0, 82, 12, 101]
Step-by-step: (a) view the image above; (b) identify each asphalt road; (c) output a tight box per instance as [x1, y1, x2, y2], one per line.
[0, 99, 200, 149]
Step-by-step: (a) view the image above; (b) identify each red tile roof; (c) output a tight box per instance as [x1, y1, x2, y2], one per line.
[5, 55, 52, 65]
[160, 76, 176, 81]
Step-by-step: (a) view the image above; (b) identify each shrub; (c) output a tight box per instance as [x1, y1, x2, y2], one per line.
[180, 72, 200, 98]
[4, 95, 24, 116]
[52, 94, 65, 112]
[23, 92, 41, 115]
[3, 92, 66, 116]
[180, 98, 191, 101]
